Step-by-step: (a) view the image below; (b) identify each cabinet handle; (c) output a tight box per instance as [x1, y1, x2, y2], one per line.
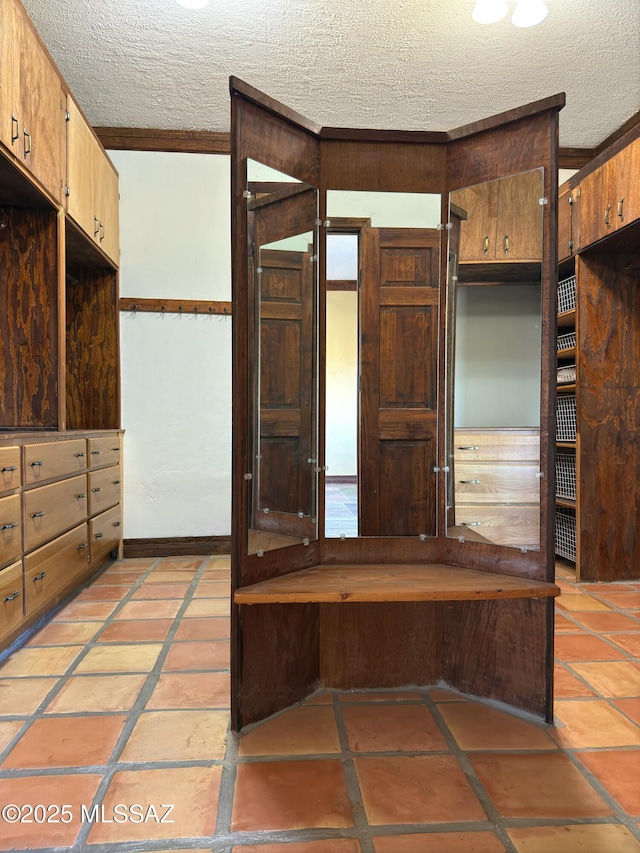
[457, 445, 479, 451]
[31, 511, 46, 518]
[113, 521, 121, 527]
[113, 480, 121, 485]
[75, 452, 86, 458]
[92, 487, 101, 493]
[77, 543, 88, 551]
[33, 572, 46, 582]
[1, 466, 17, 472]
[604, 204, 611, 227]
[112, 447, 120, 452]
[11, 114, 19, 143]
[504, 235, 509, 254]
[483, 235, 489, 255]
[459, 479, 480, 484]
[1, 522, 18, 530]
[461, 521, 482, 527]
[76, 493, 86, 499]
[3, 590, 20, 602]
[94, 532, 104, 539]
[23, 129, 31, 156]
[91, 450, 101, 455]
[618, 197, 624, 221]
[30, 461, 43, 467]
[94, 217, 100, 237]
[99, 222, 105, 242]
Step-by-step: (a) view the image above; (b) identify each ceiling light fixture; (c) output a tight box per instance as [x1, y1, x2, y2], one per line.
[472, 0, 548, 28]
[175, 0, 210, 9]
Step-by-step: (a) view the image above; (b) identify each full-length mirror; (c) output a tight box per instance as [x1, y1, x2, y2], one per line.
[324, 190, 441, 538]
[246, 160, 319, 555]
[446, 169, 543, 550]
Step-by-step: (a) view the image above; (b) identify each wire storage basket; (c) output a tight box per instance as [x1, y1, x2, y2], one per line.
[557, 331, 576, 352]
[558, 275, 576, 314]
[556, 394, 576, 442]
[556, 506, 577, 562]
[556, 451, 577, 501]
[557, 364, 576, 385]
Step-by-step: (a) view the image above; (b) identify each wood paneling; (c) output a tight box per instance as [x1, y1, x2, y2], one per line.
[321, 140, 446, 193]
[442, 598, 551, 720]
[238, 603, 319, 727]
[94, 127, 230, 154]
[66, 266, 119, 430]
[0, 207, 58, 429]
[320, 602, 441, 688]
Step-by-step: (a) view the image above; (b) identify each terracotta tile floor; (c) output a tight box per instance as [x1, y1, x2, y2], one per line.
[0, 557, 639, 852]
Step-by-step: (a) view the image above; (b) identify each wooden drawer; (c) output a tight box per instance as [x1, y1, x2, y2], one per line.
[0, 560, 24, 643]
[23, 475, 88, 553]
[454, 430, 539, 462]
[0, 446, 21, 493]
[23, 439, 87, 485]
[88, 436, 121, 470]
[90, 504, 122, 562]
[454, 463, 540, 504]
[24, 524, 89, 617]
[454, 505, 540, 548]
[0, 494, 22, 568]
[88, 466, 121, 516]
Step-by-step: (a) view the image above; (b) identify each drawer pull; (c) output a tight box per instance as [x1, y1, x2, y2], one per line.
[113, 480, 121, 485]
[76, 493, 86, 499]
[459, 480, 480, 484]
[461, 521, 482, 527]
[113, 522, 121, 527]
[1, 466, 17, 472]
[3, 590, 20, 602]
[92, 487, 101, 493]
[33, 572, 47, 582]
[30, 461, 44, 467]
[112, 447, 120, 452]
[31, 511, 46, 518]
[91, 450, 101, 455]
[77, 543, 88, 551]
[94, 532, 104, 539]
[75, 452, 86, 458]
[457, 446, 479, 451]
[1, 522, 18, 530]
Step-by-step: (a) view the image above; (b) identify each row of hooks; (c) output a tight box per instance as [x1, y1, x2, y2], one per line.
[119, 298, 232, 316]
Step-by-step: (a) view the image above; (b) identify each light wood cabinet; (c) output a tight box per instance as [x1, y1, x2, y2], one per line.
[25, 524, 90, 617]
[66, 97, 120, 265]
[0, 495, 22, 569]
[457, 171, 542, 262]
[0, 561, 24, 644]
[88, 435, 121, 469]
[23, 474, 88, 552]
[90, 504, 122, 562]
[0, 0, 20, 153]
[88, 465, 121, 516]
[0, 447, 21, 494]
[23, 439, 87, 485]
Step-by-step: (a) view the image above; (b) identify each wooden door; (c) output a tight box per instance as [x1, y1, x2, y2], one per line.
[250, 187, 317, 541]
[359, 227, 440, 536]
[17, 9, 65, 203]
[0, 0, 20, 153]
[579, 159, 616, 248]
[613, 136, 640, 231]
[66, 97, 98, 241]
[557, 184, 573, 262]
[454, 181, 498, 261]
[495, 171, 542, 261]
[96, 153, 120, 265]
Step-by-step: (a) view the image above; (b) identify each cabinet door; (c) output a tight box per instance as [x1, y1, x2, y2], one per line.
[96, 152, 120, 265]
[495, 171, 542, 261]
[66, 97, 98, 240]
[455, 181, 499, 261]
[558, 184, 573, 262]
[17, 9, 66, 202]
[579, 159, 616, 248]
[0, 0, 20, 153]
[613, 136, 640, 230]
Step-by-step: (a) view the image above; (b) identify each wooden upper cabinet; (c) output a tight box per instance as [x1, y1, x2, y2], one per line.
[457, 171, 542, 262]
[614, 136, 640, 230]
[0, 0, 66, 202]
[66, 97, 120, 266]
[558, 184, 573, 262]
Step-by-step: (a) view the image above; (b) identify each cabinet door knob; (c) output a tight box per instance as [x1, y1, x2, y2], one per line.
[504, 235, 509, 254]
[31, 511, 46, 518]
[3, 590, 20, 602]
[483, 235, 489, 255]
[33, 572, 47, 582]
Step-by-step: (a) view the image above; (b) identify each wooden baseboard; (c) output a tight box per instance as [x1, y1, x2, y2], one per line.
[123, 536, 231, 558]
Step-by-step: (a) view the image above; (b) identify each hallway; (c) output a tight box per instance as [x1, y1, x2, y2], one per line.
[0, 556, 639, 852]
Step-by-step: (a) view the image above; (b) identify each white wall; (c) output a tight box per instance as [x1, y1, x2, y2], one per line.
[326, 291, 358, 476]
[110, 150, 232, 539]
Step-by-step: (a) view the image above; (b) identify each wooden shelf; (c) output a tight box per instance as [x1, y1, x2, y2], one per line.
[557, 309, 576, 327]
[557, 346, 576, 359]
[234, 563, 559, 605]
[557, 442, 576, 450]
[557, 383, 576, 393]
[556, 497, 576, 509]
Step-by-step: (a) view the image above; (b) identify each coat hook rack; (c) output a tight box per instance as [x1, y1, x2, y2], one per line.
[120, 298, 232, 316]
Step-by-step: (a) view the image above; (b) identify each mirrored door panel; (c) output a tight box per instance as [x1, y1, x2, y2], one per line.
[446, 169, 544, 550]
[324, 190, 442, 539]
[246, 159, 319, 555]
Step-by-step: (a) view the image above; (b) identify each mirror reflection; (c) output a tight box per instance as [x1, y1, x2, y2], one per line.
[246, 159, 319, 555]
[324, 190, 441, 539]
[446, 169, 543, 550]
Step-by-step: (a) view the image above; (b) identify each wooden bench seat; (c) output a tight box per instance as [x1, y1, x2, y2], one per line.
[234, 563, 559, 604]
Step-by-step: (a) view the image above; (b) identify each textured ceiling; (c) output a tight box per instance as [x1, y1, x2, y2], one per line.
[21, 0, 640, 148]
